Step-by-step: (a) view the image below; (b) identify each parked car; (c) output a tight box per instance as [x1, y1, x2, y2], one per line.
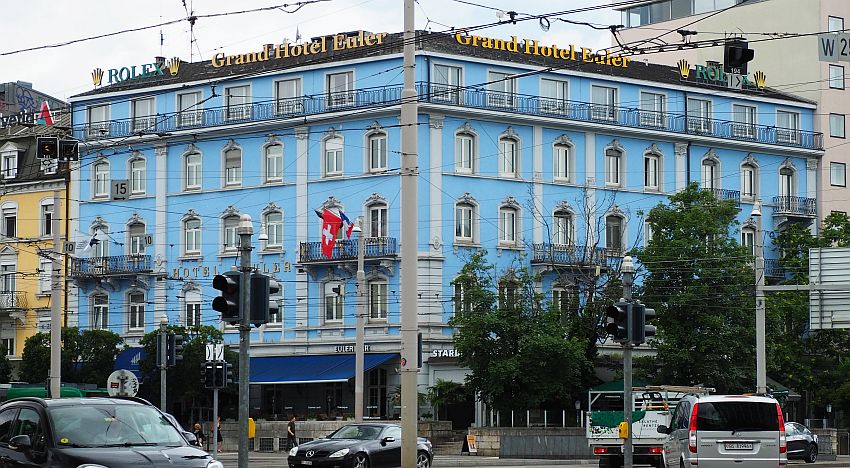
[0, 396, 222, 468]
[785, 421, 818, 463]
[657, 394, 786, 468]
[287, 423, 432, 468]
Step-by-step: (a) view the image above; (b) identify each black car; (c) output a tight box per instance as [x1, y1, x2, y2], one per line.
[0, 396, 223, 467]
[287, 423, 432, 468]
[785, 421, 819, 463]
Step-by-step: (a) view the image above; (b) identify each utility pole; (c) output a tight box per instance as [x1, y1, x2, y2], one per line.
[752, 202, 767, 393]
[237, 214, 253, 468]
[621, 255, 634, 468]
[212, 385, 219, 458]
[159, 316, 168, 411]
[400, 0, 419, 466]
[354, 218, 366, 422]
[49, 189, 62, 398]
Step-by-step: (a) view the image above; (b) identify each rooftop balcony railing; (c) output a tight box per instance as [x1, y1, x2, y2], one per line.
[530, 243, 623, 269]
[772, 196, 817, 218]
[299, 237, 397, 263]
[70, 255, 152, 278]
[0, 291, 26, 309]
[73, 83, 824, 150]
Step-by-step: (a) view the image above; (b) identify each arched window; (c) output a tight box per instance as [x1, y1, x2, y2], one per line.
[0, 251, 16, 307]
[223, 146, 242, 186]
[264, 144, 283, 183]
[1, 202, 15, 238]
[741, 226, 756, 256]
[183, 216, 201, 256]
[499, 135, 518, 177]
[40, 199, 52, 237]
[553, 210, 573, 245]
[93, 160, 110, 198]
[263, 210, 284, 249]
[91, 221, 108, 258]
[324, 136, 344, 177]
[499, 206, 518, 245]
[368, 202, 388, 238]
[741, 161, 758, 199]
[644, 150, 661, 190]
[324, 282, 344, 322]
[553, 140, 574, 182]
[129, 157, 146, 195]
[605, 214, 624, 254]
[779, 166, 795, 197]
[185, 152, 202, 190]
[127, 291, 145, 333]
[369, 279, 388, 320]
[701, 157, 719, 190]
[128, 221, 146, 256]
[184, 288, 202, 327]
[605, 147, 623, 186]
[222, 214, 240, 253]
[455, 126, 477, 174]
[91, 293, 109, 330]
[367, 130, 388, 172]
[455, 196, 477, 244]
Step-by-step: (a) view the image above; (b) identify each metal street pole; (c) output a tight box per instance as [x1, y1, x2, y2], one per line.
[212, 387, 219, 458]
[237, 214, 253, 468]
[159, 316, 168, 411]
[621, 255, 634, 468]
[752, 202, 767, 393]
[400, 0, 419, 466]
[355, 218, 366, 422]
[49, 190, 62, 398]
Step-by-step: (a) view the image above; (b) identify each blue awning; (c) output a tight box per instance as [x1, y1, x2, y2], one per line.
[250, 353, 398, 385]
[114, 347, 145, 379]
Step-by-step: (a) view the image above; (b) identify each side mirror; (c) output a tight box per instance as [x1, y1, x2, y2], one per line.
[9, 434, 32, 451]
[381, 436, 396, 445]
[183, 431, 198, 446]
[656, 425, 669, 435]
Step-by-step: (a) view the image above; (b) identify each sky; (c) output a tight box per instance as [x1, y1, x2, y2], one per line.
[0, 0, 618, 102]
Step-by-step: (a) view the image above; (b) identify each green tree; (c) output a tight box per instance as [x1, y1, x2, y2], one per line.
[0, 344, 11, 384]
[633, 183, 755, 392]
[18, 327, 122, 385]
[449, 250, 591, 411]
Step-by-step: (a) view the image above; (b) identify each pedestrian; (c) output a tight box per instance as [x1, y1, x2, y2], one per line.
[217, 416, 224, 453]
[287, 415, 297, 450]
[192, 422, 205, 448]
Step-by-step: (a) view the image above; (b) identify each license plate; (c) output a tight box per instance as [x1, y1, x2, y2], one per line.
[724, 442, 753, 450]
[301, 462, 313, 466]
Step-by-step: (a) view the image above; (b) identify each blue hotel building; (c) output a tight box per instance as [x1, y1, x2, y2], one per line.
[68, 30, 822, 421]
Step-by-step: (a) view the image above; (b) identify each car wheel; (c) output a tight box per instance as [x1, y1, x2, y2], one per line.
[353, 452, 370, 468]
[417, 451, 431, 468]
[805, 443, 818, 463]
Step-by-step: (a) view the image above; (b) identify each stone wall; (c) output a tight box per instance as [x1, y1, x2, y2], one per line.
[219, 419, 452, 452]
[467, 427, 593, 459]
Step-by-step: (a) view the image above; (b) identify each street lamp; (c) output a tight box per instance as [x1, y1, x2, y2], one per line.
[751, 200, 766, 394]
[352, 218, 366, 422]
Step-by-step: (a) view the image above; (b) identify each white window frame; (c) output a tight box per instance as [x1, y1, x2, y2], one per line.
[776, 110, 801, 144]
[643, 220, 654, 247]
[553, 142, 573, 182]
[553, 211, 573, 245]
[688, 98, 712, 133]
[0, 338, 12, 357]
[224, 84, 252, 121]
[93, 161, 110, 198]
[130, 157, 146, 195]
[540, 78, 569, 115]
[184, 289, 202, 327]
[262, 210, 284, 250]
[275, 78, 303, 115]
[831, 162, 847, 187]
[369, 280, 388, 321]
[828, 16, 844, 33]
[128, 222, 146, 256]
[40, 200, 53, 237]
[1, 204, 16, 239]
[741, 163, 758, 199]
[223, 147, 243, 187]
[127, 292, 145, 333]
[741, 227, 756, 256]
[499, 137, 518, 178]
[131, 97, 155, 133]
[91, 224, 108, 258]
[829, 64, 845, 90]
[264, 143, 283, 183]
[185, 152, 202, 190]
[455, 132, 476, 174]
[644, 152, 661, 190]
[368, 203, 388, 238]
[222, 215, 240, 254]
[779, 167, 796, 197]
[177, 91, 203, 127]
[701, 158, 720, 190]
[640, 91, 666, 128]
[830, 114, 846, 138]
[87, 104, 110, 137]
[732, 104, 757, 139]
[368, 131, 388, 173]
[605, 215, 624, 253]
[91, 294, 109, 330]
[324, 282, 344, 322]
[488, 71, 516, 108]
[605, 147, 623, 187]
[327, 71, 355, 108]
[433, 63, 462, 104]
[38, 258, 51, 294]
[455, 203, 475, 243]
[498, 206, 518, 245]
[324, 137, 344, 177]
[184, 218, 201, 256]
[591, 85, 617, 121]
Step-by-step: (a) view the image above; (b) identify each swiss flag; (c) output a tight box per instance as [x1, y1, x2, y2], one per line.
[319, 209, 343, 260]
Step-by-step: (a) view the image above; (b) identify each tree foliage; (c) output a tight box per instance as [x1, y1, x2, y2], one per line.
[19, 327, 123, 385]
[449, 250, 591, 411]
[633, 183, 755, 392]
[0, 344, 10, 384]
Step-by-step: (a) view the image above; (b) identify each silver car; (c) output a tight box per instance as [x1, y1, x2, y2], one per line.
[657, 394, 786, 468]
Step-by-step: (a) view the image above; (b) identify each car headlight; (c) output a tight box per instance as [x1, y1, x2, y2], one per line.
[329, 448, 350, 458]
[206, 461, 224, 468]
[289, 446, 299, 457]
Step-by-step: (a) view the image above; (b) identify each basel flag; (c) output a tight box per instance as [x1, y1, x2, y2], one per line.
[316, 209, 343, 259]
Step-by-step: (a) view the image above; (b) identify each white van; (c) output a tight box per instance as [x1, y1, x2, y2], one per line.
[656, 394, 786, 468]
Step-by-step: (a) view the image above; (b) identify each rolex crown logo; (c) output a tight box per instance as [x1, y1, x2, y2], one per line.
[166, 57, 181, 76]
[91, 68, 104, 87]
[677, 59, 690, 79]
[753, 70, 766, 90]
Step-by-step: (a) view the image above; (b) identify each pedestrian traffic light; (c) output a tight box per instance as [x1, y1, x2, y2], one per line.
[724, 38, 754, 74]
[212, 272, 241, 324]
[203, 362, 216, 388]
[630, 302, 657, 346]
[166, 333, 184, 367]
[36, 137, 58, 159]
[605, 302, 631, 343]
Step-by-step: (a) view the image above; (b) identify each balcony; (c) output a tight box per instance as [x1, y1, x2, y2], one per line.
[0, 291, 26, 309]
[72, 83, 824, 151]
[70, 255, 153, 278]
[298, 237, 397, 263]
[700, 187, 741, 206]
[772, 196, 817, 229]
[764, 259, 786, 280]
[530, 244, 623, 269]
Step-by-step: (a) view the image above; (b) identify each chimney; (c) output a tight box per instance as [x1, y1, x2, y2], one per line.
[706, 60, 721, 68]
[155, 56, 166, 67]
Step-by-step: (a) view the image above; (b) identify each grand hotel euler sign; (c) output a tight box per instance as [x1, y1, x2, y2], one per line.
[454, 33, 632, 68]
[211, 31, 389, 68]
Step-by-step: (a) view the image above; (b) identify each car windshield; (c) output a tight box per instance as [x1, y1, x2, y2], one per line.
[328, 425, 382, 440]
[697, 401, 777, 432]
[49, 404, 185, 447]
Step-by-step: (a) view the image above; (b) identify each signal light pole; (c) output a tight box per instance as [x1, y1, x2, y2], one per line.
[621, 255, 635, 468]
[236, 214, 253, 468]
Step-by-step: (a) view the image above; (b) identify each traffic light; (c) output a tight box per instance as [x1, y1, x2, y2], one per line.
[212, 272, 241, 324]
[156, 331, 165, 368]
[166, 333, 184, 367]
[249, 273, 270, 326]
[225, 362, 235, 386]
[724, 38, 754, 75]
[36, 137, 58, 159]
[630, 302, 657, 346]
[213, 362, 226, 388]
[203, 362, 216, 388]
[605, 302, 631, 343]
[59, 140, 79, 162]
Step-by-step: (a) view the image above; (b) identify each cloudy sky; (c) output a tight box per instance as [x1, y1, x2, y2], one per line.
[1, 0, 618, 101]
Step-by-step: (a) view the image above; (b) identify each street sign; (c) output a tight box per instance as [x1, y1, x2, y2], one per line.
[63, 242, 75, 253]
[205, 343, 224, 362]
[111, 180, 129, 201]
[106, 369, 139, 397]
[729, 73, 744, 90]
[818, 33, 850, 62]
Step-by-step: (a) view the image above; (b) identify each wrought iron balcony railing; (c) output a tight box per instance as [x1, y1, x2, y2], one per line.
[70, 255, 153, 278]
[764, 259, 786, 279]
[772, 196, 817, 217]
[530, 243, 623, 268]
[700, 187, 741, 206]
[73, 83, 824, 151]
[299, 237, 397, 263]
[0, 291, 26, 309]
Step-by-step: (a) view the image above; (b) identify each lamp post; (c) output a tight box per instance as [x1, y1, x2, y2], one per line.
[621, 255, 634, 468]
[237, 214, 253, 468]
[352, 218, 366, 422]
[751, 200, 767, 394]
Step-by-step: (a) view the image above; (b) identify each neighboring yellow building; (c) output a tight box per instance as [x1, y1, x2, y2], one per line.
[0, 98, 69, 376]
